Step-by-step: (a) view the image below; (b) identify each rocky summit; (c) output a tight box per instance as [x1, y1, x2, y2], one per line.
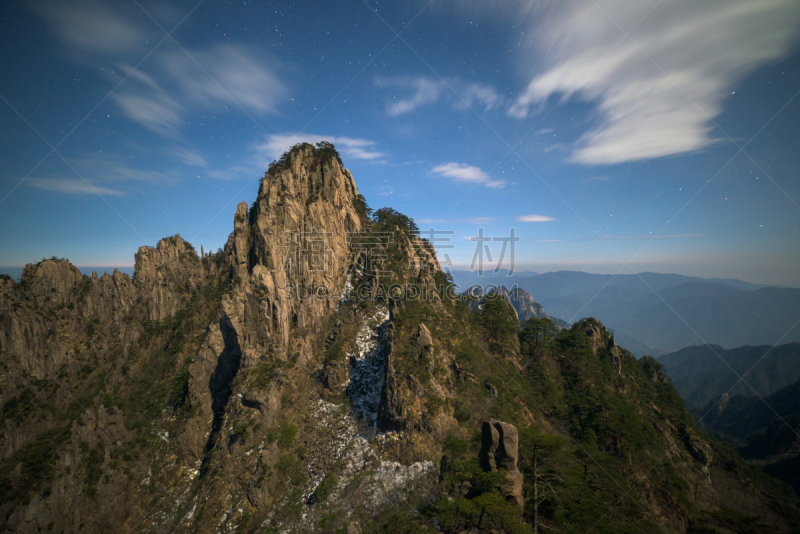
[1, 143, 798, 534]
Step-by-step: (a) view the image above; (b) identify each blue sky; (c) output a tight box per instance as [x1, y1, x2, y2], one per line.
[1, 0, 799, 285]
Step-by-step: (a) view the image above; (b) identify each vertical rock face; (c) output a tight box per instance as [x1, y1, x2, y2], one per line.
[374, 232, 444, 436]
[479, 420, 524, 508]
[19, 260, 84, 308]
[418, 323, 433, 347]
[176, 145, 367, 472]
[134, 234, 205, 320]
[607, 335, 622, 375]
[0, 260, 141, 381]
[576, 317, 623, 375]
[222, 145, 363, 367]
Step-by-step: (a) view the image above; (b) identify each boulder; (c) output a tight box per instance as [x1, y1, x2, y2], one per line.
[418, 323, 433, 347]
[479, 420, 524, 508]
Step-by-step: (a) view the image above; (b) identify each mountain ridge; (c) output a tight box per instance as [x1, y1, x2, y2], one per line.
[452, 270, 800, 354]
[0, 143, 797, 533]
[658, 342, 800, 413]
[699, 377, 800, 495]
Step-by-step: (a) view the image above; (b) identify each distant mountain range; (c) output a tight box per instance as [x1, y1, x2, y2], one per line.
[700, 376, 800, 495]
[701, 377, 800, 451]
[658, 342, 800, 413]
[449, 269, 539, 290]
[451, 270, 800, 355]
[656, 342, 800, 495]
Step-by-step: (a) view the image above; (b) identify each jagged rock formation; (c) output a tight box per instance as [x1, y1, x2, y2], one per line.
[224, 143, 362, 369]
[1, 143, 798, 534]
[0, 144, 377, 533]
[464, 285, 567, 328]
[508, 287, 547, 322]
[479, 421, 524, 508]
[418, 323, 433, 347]
[134, 234, 206, 320]
[576, 317, 623, 375]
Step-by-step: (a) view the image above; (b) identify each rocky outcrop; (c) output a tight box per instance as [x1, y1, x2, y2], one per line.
[0, 234, 209, 387]
[464, 285, 548, 324]
[378, 323, 404, 431]
[508, 287, 548, 322]
[576, 318, 623, 375]
[220, 144, 363, 369]
[0, 260, 140, 382]
[479, 421, 524, 508]
[18, 260, 84, 308]
[607, 335, 622, 375]
[418, 323, 433, 347]
[323, 359, 349, 389]
[134, 234, 205, 320]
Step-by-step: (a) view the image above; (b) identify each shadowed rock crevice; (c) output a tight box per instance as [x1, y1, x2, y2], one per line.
[201, 316, 242, 474]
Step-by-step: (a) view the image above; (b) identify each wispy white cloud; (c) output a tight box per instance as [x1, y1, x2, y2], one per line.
[27, 178, 125, 196]
[431, 162, 506, 189]
[159, 45, 286, 115]
[30, 0, 144, 55]
[259, 133, 385, 163]
[66, 156, 181, 186]
[108, 45, 286, 136]
[506, 0, 800, 164]
[452, 81, 503, 112]
[33, 2, 287, 138]
[379, 77, 443, 116]
[110, 76, 184, 138]
[469, 217, 497, 224]
[517, 214, 555, 222]
[166, 147, 208, 168]
[542, 143, 565, 154]
[375, 76, 502, 116]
